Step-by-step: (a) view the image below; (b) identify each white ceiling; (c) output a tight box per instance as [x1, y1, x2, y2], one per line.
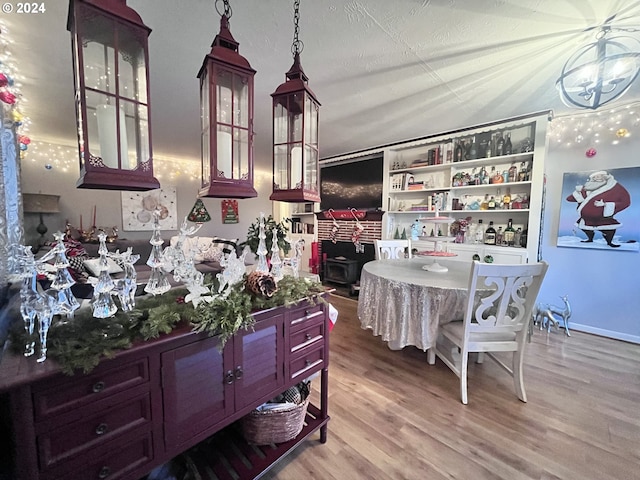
[5, 0, 640, 163]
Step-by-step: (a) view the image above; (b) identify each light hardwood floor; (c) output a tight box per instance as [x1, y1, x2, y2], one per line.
[263, 294, 640, 480]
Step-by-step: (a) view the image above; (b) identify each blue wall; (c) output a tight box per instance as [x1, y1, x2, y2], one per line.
[538, 115, 640, 343]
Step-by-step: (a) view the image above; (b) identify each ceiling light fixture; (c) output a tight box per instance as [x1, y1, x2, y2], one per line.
[67, 0, 159, 190]
[197, 0, 257, 199]
[269, 0, 321, 203]
[556, 26, 640, 110]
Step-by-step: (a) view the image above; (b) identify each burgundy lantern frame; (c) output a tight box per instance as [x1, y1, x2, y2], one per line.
[67, 0, 159, 190]
[270, 1, 321, 203]
[197, 3, 257, 199]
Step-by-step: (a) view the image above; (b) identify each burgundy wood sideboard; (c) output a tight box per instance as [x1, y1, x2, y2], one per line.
[0, 297, 330, 480]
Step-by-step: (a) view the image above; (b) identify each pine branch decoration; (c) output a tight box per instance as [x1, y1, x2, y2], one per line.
[8, 277, 324, 375]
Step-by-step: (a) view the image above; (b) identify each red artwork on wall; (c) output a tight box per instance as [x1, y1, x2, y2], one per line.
[221, 199, 239, 224]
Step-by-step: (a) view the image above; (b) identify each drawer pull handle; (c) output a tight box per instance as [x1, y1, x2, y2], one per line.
[225, 370, 235, 385]
[98, 466, 111, 479]
[92, 381, 106, 393]
[305, 309, 310, 317]
[305, 359, 311, 367]
[95, 423, 108, 436]
[234, 366, 244, 380]
[305, 333, 312, 340]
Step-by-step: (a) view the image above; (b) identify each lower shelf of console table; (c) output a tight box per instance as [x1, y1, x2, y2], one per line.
[171, 404, 328, 480]
[0, 297, 330, 480]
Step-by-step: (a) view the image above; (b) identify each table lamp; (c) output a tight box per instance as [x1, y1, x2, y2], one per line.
[22, 193, 60, 250]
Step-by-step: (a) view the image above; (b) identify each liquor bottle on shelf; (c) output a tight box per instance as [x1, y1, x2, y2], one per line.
[471, 167, 480, 185]
[462, 140, 471, 160]
[475, 219, 484, 244]
[518, 161, 527, 182]
[495, 132, 505, 156]
[488, 166, 497, 184]
[495, 226, 503, 246]
[519, 228, 528, 247]
[454, 141, 464, 162]
[485, 137, 493, 158]
[469, 136, 478, 159]
[508, 162, 518, 182]
[504, 132, 512, 155]
[504, 218, 516, 246]
[488, 196, 496, 210]
[491, 166, 504, 184]
[466, 220, 476, 244]
[484, 221, 496, 245]
[514, 227, 522, 247]
[479, 165, 489, 184]
[502, 187, 512, 210]
[480, 194, 489, 210]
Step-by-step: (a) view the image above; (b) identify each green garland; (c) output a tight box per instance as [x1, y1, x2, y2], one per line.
[9, 277, 325, 375]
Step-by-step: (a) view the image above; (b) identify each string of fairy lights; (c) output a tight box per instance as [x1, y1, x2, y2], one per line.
[0, 19, 31, 157]
[28, 141, 201, 182]
[548, 101, 640, 153]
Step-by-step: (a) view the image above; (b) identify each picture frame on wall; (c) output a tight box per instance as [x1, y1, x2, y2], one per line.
[557, 166, 639, 251]
[121, 187, 178, 231]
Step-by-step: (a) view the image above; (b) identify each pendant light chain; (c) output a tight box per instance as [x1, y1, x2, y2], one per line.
[291, 0, 304, 56]
[215, 0, 232, 19]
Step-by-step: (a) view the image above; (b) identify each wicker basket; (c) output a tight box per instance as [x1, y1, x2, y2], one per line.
[241, 398, 309, 445]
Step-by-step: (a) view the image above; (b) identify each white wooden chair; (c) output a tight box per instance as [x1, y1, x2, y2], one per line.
[434, 260, 548, 404]
[374, 239, 412, 259]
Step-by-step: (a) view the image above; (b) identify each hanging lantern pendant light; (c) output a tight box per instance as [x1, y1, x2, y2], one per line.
[198, 0, 257, 198]
[67, 0, 159, 191]
[270, 0, 321, 203]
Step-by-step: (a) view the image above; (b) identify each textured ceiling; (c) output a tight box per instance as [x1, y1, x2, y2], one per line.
[5, 0, 640, 162]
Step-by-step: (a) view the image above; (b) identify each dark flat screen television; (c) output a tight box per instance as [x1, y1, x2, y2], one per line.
[320, 156, 383, 211]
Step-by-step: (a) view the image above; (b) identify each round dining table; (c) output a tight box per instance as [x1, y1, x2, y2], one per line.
[357, 257, 472, 362]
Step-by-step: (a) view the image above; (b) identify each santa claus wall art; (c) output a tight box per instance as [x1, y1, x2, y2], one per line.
[557, 166, 640, 251]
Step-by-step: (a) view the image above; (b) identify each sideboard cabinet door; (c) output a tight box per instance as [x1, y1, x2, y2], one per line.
[232, 310, 286, 411]
[161, 335, 232, 449]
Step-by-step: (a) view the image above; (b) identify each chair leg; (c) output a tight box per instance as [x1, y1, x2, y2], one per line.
[427, 348, 435, 365]
[460, 350, 469, 405]
[476, 352, 484, 364]
[512, 349, 527, 403]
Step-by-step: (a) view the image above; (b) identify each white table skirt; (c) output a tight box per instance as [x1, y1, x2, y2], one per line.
[357, 258, 471, 351]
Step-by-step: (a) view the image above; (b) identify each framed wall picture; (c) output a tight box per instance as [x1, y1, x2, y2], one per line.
[121, 187, 178, 231]
[221, 199, 239, 224]
[557, 166, 639, 251]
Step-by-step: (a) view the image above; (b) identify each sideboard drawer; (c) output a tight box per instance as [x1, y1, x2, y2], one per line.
[290, 317, 324, 355]
[33, 358, 149, 421]
[41, 432, 153, 480]
[289, 303, 324, 332]
[289, 343, 324, 381]
[38, 393, 152, 471]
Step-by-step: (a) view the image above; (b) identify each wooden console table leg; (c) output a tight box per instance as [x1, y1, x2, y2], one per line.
[320, 366, 329, 443]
